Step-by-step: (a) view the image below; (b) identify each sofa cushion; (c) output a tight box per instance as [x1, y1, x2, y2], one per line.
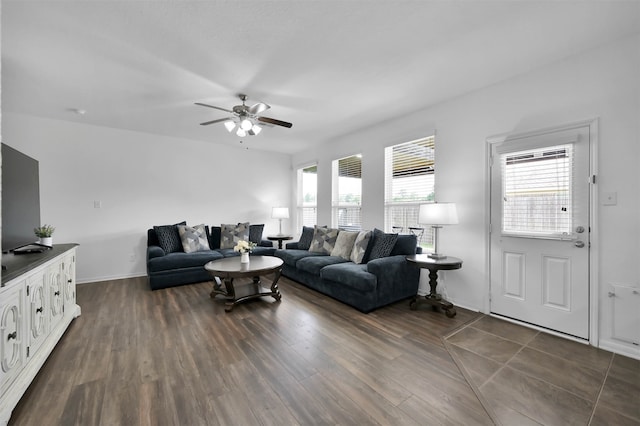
[275, 249, 325, 267]
[153, 221, 186, 254]
[297, 226, 315, 250]
[220, 222, 249, 249]
[390, 233, 418, 256]
[350, 230, 372, 264]
[331, 230, 359, 260]
[297, 255, 349, 275]
[177, 224, 210, 253]
[249, 224, 265, 244]
[147, 250, 223, 273]
[367, 228, 398, 261]
[320, 263, 377, 293]
[309, 226, 339, 254]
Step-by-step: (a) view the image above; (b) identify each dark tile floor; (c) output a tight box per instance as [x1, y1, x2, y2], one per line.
[444, 316, 640, 426]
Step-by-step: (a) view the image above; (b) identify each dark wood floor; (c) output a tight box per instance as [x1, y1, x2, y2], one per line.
[12, 274, 638, 425]
[10, 275, 490, 425]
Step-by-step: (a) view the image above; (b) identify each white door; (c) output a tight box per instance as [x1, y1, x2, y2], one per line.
[489, 124, 591, 339]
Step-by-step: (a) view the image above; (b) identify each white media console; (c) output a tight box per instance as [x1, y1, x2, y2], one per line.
[0, 244, 80, 425]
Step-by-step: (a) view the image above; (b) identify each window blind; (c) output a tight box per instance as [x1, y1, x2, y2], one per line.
[501, 144, 573, 238]
[332, 155, 362, 230]
[297, 165, 317, 227]
[384, 136, 435, 246]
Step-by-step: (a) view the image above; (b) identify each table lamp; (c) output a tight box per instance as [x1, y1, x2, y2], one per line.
[271, 207, 289, 236]
[418, 202, 458, 259]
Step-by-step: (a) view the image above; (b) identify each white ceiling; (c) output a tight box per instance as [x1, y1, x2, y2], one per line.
[2, 1, 639, 154]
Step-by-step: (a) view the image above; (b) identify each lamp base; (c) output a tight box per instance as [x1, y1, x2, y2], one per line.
[428, 253, 448, 260]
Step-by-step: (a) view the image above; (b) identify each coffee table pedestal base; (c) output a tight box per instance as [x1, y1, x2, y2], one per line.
[211, 273, 282, 312]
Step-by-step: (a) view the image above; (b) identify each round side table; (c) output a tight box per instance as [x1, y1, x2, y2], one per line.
[405, 254, 463, 318]
[267, 235, 293, 249]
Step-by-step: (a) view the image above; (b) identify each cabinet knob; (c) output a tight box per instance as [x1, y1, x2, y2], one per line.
[36, 307, 43, 313]
[7, 331, 17, 341]
[54, 291, 60, 296]
[68, 279, 72, 283]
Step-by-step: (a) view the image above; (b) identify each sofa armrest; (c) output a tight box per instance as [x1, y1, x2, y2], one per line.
[366, 255, 420, 300]
[147, 245, 166, 260]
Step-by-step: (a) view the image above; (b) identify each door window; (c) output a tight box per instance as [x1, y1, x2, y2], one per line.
[501, 144, 573, 239]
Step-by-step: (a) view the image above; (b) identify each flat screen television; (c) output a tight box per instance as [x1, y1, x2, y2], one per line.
[1, 143, 41, 253]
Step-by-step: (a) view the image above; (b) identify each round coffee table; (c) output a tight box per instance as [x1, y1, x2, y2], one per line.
[205, 255, 284, 312]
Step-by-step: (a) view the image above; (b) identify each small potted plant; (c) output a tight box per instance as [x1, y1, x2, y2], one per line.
[34, 224, 55, 247]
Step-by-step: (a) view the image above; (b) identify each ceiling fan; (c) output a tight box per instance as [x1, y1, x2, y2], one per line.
[195, 94, 293, 137]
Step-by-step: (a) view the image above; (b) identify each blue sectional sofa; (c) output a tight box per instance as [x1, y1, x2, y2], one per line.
[146, 223, 274, 290]
[274, 227, 421, 313]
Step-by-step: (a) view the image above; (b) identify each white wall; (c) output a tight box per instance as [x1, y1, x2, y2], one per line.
[292, 35, 640, 355]
[2, 114, 292, 283]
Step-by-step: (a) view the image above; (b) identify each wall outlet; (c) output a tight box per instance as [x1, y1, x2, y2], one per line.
[602, 192, 617, 206]
[93, 200, 102, 209]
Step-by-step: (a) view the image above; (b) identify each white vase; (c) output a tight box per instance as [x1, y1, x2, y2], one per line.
[39, 237, 53, 247]
[240, 252, 250, 263]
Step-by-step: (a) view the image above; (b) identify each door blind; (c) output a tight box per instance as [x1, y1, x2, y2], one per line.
[501, 143, 574, 238]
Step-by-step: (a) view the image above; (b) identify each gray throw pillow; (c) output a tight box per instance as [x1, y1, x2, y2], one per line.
[154, 221, 186, 253]
[330, 230, 359, 260]
[308, 226, 339, 254]
[177, 224, 210, 253]
[297, 226, 315, 250]
[220, 222, 250, 249]
[350, 230, 373, 264]
[367, 228, 398, 261]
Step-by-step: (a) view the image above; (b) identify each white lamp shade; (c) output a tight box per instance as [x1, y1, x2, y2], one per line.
[224, 120, 236, 132]
[271, 207, 290, 219]
[418, 203, 458, 225]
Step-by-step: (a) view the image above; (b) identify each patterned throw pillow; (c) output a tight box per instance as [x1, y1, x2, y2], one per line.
[297, 226, 315, 250]
[367, 228, 398, 261]
[350, 230, 373, 264]
[220, 222, 250, 249]
[308, 226, 339, 254]
[153, 221, 186, 253]
[330, 231, 359, 260]
[177, 224, 210, 253]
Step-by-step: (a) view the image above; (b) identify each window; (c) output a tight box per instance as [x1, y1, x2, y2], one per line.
[384, 136, 435, 247]
[501, 144, 573, 238]
[297, 165, 317, 227]
[332, 155, 362, 230]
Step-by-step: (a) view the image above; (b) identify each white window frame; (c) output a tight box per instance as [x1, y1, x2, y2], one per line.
[332, 154, 362, 231]
[384, 136, 435, 247]
[297, 164, 317, 229]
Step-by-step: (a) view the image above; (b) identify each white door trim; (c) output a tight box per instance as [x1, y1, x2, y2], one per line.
[485, 118, 599, 344]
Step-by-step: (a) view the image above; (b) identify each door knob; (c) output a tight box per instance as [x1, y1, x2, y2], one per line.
[575, 226, 585, 233]
[574, 241, 585, 248]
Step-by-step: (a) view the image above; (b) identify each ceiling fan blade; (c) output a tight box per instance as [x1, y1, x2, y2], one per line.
[257, 116, 293, 128]
[248, 102, 270, 115]
[200, 118, 231, 126]
[194, 102, 234, 114]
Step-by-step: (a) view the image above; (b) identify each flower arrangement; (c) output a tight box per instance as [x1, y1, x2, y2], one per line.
[34, 224, 56, 238]
[233, 240, 256, 254]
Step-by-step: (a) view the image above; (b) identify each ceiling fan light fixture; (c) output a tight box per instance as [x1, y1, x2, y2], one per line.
[224, 120, 236, 132]
[240, 118, 253, 131]
[236, 128, 247, 137]
[250, 124, 262, 135]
